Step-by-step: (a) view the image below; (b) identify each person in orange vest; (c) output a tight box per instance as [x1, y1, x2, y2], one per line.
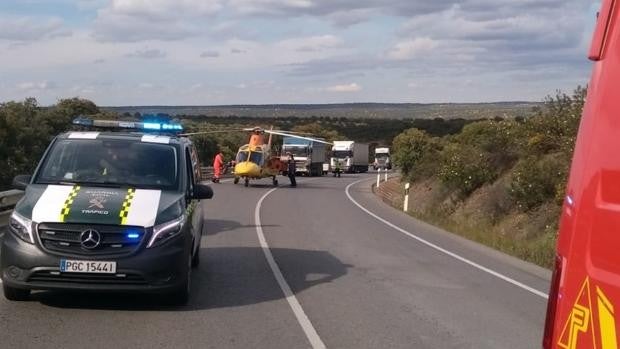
[212, 150, 224, 183]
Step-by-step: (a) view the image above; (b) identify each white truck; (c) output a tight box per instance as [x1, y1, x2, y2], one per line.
[373, 147, 392, 170]
[330, 141, 369, 173]
[281, 136, 326, 176]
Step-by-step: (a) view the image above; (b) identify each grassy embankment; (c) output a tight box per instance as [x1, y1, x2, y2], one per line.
[389, 88, 585, 268]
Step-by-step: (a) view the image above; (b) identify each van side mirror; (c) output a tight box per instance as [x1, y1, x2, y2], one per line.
[193, 184, 214, 200]
[12, 175, 31, 190]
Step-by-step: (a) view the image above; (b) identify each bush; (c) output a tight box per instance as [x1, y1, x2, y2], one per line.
[0, 99, 50, 190]
[0, 97, 104, 190]
[438, 143, 497, 197]
[392, 128, 436, 176]
[522, 87, 585, 156]
[509, 154, 569, 211]
[456, 119, 521, 170]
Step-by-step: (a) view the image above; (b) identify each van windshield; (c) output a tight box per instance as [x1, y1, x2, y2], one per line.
[36, 139, 179, 190]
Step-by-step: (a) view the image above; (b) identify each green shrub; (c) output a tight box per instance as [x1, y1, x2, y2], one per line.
[392, 128, 435, 176]
[438, 143, 497, 197]
[457, 119, 522, 170]
[509, 154, 569, 211]
[522, 87, 585, 156]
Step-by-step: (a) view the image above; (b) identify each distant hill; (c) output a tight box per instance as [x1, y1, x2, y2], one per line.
[103, 102, 539, 120]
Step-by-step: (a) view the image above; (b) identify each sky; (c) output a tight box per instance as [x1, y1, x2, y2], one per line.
[0, 0, 601, 105]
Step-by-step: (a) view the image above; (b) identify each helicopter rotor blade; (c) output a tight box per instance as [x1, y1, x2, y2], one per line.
[179, 129, 243, 136]
[263, 130, 332, 145]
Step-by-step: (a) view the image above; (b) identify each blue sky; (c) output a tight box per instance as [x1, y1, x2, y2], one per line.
[0, 0, 599, 105]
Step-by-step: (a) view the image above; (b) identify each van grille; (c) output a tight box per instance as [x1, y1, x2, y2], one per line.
[28, 270, 147, 285]
[37, 223, 146, 257]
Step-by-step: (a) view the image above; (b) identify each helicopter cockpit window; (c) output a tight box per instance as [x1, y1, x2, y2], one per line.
[249, 151, 263, 165]
[236, 151, 248, 163]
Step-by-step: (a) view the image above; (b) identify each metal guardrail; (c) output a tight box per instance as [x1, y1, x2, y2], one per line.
[0, 189, 24, 229]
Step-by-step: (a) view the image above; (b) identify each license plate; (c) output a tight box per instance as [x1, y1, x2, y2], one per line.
[60, 259, 117, 274]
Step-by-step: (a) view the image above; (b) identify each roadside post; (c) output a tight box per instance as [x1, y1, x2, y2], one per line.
[377, 168, 381, 188]
[403, 182, 410, 212]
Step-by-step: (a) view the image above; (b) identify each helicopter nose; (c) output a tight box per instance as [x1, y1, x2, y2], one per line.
[234, 162, 261, 177]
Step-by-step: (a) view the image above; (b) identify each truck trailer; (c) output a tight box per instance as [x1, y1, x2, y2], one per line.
[281, 136, 326, 176]
[330, 141, 369, 173]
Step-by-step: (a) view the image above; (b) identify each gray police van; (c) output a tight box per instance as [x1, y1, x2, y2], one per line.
[1, 118, 212, 305]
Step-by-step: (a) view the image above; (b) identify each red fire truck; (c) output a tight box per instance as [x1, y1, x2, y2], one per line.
[543, 1, 620, 348]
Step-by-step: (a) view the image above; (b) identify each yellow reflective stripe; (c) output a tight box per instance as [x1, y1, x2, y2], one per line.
[59, 185, 80, 222]
[119, 188, 136, 225]
[597, 286, 617, 349]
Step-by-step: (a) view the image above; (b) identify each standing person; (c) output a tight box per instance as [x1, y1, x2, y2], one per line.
[212, 150, 224, 183]
[334, 162, 341, 177]
[287, 153, 297, 187]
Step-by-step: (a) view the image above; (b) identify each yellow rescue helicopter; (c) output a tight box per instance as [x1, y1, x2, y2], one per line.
[183, 127, 330, 187]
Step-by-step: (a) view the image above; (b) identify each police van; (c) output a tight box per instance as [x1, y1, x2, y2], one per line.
[543, 1, 620, 347]
[1, 118, 212, 305]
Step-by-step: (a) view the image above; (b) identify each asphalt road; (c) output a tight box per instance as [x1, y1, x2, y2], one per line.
[0, 173, 550, 348]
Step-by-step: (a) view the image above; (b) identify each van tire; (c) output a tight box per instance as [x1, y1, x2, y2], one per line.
[191, 248, 200, 268]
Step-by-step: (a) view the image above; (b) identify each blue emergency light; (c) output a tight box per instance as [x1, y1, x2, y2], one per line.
[72, 116, 184, 133]
[125, 228, 141, 240]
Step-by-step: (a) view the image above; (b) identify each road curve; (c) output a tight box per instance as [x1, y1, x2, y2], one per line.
[0, 174, 550, 349]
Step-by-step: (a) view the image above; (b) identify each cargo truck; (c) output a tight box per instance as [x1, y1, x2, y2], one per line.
[373, 147, 391, 170]
[281, 136, 326, 176]
[330, 141, 369, 173]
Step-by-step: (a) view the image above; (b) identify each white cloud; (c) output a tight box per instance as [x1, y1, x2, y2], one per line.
[0, 16, 71, 42]
[126, 48, 167, 59]
[279, 35, 344, 52]
[106, 0, 222, 20]
[17, 81, 56, 91]
[200, 50, 220, 58]
[387, 37, 438, 60]
[326, 83, 362, 92]
[93, 0, 222, 42]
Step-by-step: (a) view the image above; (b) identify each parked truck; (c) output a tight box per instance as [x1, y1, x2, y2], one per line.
[281, 136, 326, 176]
[330, 141, 369, 173]
[373, 147, 391, 170]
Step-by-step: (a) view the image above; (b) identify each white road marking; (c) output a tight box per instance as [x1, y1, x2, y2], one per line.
[255, 188, 326, 349]
[345, 178, 549, 300]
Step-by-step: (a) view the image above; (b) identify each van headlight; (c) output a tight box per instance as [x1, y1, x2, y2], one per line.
[9, 211, 34, 244]
[147, 214, 187, 248]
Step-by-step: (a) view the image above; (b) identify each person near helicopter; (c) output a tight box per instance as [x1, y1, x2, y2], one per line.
[286, 152, 297, 187]
[212, 150, 225, 183]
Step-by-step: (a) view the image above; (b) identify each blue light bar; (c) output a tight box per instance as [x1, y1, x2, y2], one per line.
[143, 122, 162, 130]
[73, 116, 94, 126]
[127, 233, 140, 239]
[72, 117, 184, 133]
